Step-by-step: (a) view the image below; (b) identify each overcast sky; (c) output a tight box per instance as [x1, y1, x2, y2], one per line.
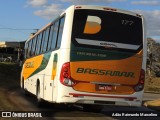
[0, 0, 160, 42]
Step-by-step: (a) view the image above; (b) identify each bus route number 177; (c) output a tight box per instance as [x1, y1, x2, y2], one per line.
[122, 20, 134, 26]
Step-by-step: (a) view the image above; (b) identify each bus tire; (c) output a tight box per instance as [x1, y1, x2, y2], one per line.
[21, 79, 29, 96]
[36, 82, 44, 107]
[83, 104, 104, 113]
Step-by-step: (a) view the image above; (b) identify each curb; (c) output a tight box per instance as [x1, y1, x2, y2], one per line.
[144, 100, 160, 111]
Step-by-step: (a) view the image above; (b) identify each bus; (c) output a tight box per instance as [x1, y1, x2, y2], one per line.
[21, 5, 146, 112]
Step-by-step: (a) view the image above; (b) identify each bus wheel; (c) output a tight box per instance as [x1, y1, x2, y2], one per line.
[21, 79, 25, 93]
[21, 79, 29, 96]
[83, 104, 104, 113]
[36, 83, 44, 107]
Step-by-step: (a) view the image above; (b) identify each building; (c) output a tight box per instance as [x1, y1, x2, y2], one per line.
[0, 41, 25, 62]
[0, 41, 24, 48]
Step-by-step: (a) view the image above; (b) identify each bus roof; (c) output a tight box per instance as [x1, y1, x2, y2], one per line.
[73, 5, 142, 17]
[26, 5, 143, 43]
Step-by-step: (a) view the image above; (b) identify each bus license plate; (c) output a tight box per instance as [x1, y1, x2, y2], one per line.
[96, 85, 112, 91]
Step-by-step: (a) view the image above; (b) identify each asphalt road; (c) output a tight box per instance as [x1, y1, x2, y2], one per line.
[143, 92, 160, 101]
[5, 88, 160, 120]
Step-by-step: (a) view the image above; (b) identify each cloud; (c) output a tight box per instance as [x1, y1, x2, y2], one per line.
[26, 0, 64, 19]
[25, 0, 160, 38]
[27, 0, 48, 7]
[34, 4, 64, 19]
[27, 0, 126, 19]
[133, 10, 160, 36]
[131, 0, 160, 6]
[60, 0, 126, 5]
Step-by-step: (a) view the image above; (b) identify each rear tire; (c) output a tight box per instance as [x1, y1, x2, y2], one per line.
[21, 79, 24, 89]
[83, 104, 104, 113]
[21, 79, 29, 96]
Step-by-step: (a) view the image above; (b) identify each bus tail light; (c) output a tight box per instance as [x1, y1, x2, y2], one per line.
[60, 62, 77, 87]
[103, 7, 117, 11]
[136, 14, 141, 18]
[134, 69, 145, 92]
[75, 6, 82, 9]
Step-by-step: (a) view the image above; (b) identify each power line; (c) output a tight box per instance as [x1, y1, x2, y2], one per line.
[0, 27, 38, 31]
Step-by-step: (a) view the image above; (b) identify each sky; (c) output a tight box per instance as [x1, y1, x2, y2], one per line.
[0, 0, 160, 42]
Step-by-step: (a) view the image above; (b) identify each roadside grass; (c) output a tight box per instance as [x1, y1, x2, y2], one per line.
[144, 77, 160, 93]
[0, 62, 21, 88]
[0, 62, 21, 77]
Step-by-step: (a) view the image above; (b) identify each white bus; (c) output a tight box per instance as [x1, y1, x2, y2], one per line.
[21, 5, 146, 112]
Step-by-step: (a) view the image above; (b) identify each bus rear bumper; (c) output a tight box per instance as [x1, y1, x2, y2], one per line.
[58, 92, 143, 107]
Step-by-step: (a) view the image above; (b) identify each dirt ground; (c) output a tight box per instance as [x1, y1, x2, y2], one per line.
[0, 63, 21, 111]
[144, 99, 160, 111]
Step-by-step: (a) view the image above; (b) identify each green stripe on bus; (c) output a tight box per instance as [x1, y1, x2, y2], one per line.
[70, 43, 134, 61]
[28, 52, 51, 78]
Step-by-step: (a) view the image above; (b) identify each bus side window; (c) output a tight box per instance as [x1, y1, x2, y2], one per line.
[34, 36, 38, 55]
[35, 35, 39, 55]
[30, 38, 33, 56]
[31, 37, 37, 56]
[36, 33, 43, 55]
[43, 27, 50, 52]
[27, 40, 33, 58]
[47, 25, 54, 51]
[40, 31, 46, 53]
[56, 17, 65, 48]
[24, 42, 29, 58]
[51, 21, 59, 50]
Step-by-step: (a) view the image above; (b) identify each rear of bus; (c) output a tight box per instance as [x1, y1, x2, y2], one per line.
[60, 6, 146, 107]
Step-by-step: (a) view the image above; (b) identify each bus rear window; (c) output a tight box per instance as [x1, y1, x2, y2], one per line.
[71, 9, 143, 52]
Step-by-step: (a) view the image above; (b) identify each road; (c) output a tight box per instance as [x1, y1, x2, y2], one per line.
[143, 92, 160, 101]
[5, 87, 160, 120]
